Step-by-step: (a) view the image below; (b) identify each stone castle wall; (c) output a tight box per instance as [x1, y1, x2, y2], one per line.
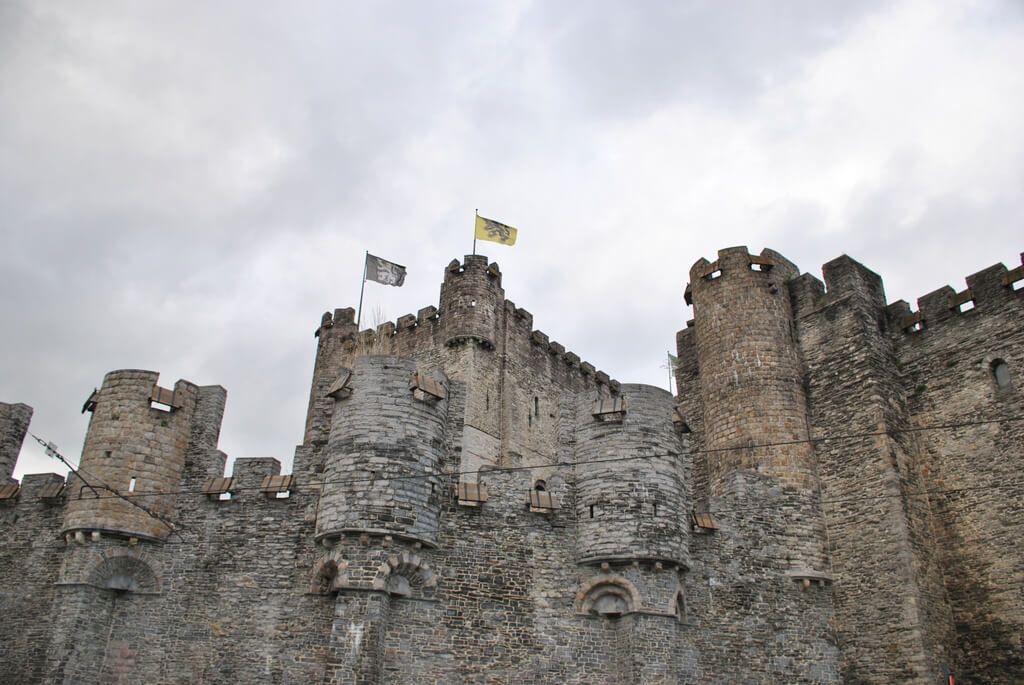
[0, 248, 1021, 684]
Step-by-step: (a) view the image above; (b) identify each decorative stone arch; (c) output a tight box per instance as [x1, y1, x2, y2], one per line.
[310, 550, 349, 594]
[575, 574, 642, 617]
[86, 555, 160, 594]
[371, 551, 437, 598]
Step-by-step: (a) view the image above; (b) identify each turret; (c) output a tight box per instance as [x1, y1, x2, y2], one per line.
[574, 384, 689, 568]
[62, 370, 225, 541]
[0, 402, 33, 483]
[686, 247, 828, 571]
[438, 255, 504, 348]
[315, 356, 449, 547]
[686, 246, 816, 491]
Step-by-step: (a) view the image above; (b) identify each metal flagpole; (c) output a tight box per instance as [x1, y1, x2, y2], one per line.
[473, 209, 478, 255]
[356, 250, 368, 329]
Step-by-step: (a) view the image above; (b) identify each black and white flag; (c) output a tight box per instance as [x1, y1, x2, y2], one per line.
[365, 253, 407, 287]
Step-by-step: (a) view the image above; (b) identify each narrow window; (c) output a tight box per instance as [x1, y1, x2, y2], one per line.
[705, 269, 722, 280]
[485, 392, 490, 410]
[218, 492, 232, 501]
[653, 502, 659, 517]
[992, 359, 1012, 389]
[534, 480, 547, 492]
[957, 299, 976, 313]
[128, 477, 136, 493]
[674, 590, 686, 623]
[534, 396, 539, 418]
[589, 504, 595, 519]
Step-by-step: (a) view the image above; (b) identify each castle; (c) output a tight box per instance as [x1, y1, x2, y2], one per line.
[1, 246, 1021, 684]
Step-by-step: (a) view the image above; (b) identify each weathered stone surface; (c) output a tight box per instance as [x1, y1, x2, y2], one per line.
[0, 248, 1021, 684]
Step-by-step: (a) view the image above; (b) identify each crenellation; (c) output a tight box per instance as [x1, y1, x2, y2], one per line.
[1, 247, 1021, 684]
[918, 284, 958, 325]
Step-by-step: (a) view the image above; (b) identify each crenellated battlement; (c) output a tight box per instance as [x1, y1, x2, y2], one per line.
[684, 246, 800, 305]
[884, 252, 1024, 337]
[3, 245, 1021, 685]
[308, 256, 620, 396]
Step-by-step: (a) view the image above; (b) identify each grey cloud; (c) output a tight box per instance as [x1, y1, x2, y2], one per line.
[3, 1, 1023, 480]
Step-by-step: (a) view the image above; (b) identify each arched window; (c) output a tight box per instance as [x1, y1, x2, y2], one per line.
[992, 359, 1012, 389]
[672, 589, 686, 623]
[576, 576, 641, 618]
[87, 556, 160, 594]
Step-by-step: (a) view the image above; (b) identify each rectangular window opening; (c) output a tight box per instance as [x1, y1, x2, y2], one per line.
[128, 477, 136, 493]
[589, 504, 595, 519]
[750, 263, 766, 272]
[1011, 279, 1023, 292]
[957, 300, 976, 313]
[218, 491, 232, 501]
[908, 321, 924, 333]
[275, 490, 291, 499]
[150, 400, 172, 412]
[705, 269, 722, 280]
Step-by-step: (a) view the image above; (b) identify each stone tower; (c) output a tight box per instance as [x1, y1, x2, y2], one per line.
[685, 246, 828, 570]
[0, 402, 33, 483]
[62, 369, 224, 541]
[315, 355, 450, 547]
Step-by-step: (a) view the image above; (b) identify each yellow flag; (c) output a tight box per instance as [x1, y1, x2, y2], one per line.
[475, 214, 518, 246]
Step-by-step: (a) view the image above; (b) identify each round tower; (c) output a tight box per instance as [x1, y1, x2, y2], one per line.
[62, 370, 199, 541]
[315, 356, 449, 547]
[687, 246, 816, 491]
[687, 247, 831, 573]
[574, 384, 689, 568]
[438, 255, 504, 348]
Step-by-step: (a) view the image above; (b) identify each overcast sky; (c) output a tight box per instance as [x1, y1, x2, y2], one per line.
[3, 0, 1022, 478]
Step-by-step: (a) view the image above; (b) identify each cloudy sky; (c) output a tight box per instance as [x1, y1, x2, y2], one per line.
[3, 0, 1022, 478]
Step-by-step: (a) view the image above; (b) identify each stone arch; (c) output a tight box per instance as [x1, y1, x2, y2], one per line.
[671, 587, 686, 623]
[575, 574, 642, 617]
[310, 550, 349, 594]
[371, 551, 437, 597]
[86, 555, 160, 594]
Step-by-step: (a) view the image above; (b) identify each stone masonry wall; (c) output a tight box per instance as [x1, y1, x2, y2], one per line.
[793, 256, 955, 684]
[889, 254, 1024, 684]
[0, 248, 1021, 684]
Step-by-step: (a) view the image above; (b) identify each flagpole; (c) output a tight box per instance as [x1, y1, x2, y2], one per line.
[667, 351, 674, 394]
[473, 209, 478, 256]
[356, 251, 368, 330]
